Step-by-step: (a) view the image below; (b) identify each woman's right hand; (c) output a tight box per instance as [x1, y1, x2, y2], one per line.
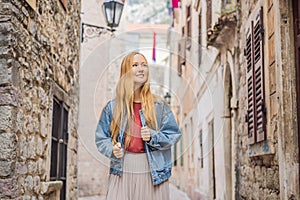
[112, 142, 123, 158]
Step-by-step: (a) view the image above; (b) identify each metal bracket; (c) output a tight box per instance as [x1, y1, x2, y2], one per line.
[81, 22, 114, 42]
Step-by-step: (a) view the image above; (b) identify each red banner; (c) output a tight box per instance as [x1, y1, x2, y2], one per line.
[172, 0, 179, 8]
[152, 32, 156, 62]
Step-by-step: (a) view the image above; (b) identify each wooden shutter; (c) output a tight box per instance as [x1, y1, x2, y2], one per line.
[246, 7, 266, 144]
[186, 5, 192, 48]
[246, 24, 255, 144]
[177, 51, 182, 76]
[254, 8, 266, 142]
[178, 37, 186, 76]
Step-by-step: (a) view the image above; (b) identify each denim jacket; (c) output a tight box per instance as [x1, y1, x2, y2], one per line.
[95, 99, 181, 185]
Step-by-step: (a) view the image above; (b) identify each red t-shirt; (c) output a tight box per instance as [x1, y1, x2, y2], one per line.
[125, 102, 145, 153]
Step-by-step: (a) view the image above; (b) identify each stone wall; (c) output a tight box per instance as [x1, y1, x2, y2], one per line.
[165, 0, 300, 198]
[0, 0, 81, 199]
[235, 0, 299, 199]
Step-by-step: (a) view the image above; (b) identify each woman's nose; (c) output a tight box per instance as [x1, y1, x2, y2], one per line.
[137, 65, 144, 71]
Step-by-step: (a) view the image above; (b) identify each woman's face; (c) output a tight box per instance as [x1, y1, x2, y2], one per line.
[132, 54, 149, 87]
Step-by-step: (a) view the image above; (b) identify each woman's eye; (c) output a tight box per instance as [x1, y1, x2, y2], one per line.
[132, 64, 138, 67]
[142, 64, 148, 68]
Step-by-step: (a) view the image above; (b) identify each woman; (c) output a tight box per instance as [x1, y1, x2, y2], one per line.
[95, 52, 181, 200]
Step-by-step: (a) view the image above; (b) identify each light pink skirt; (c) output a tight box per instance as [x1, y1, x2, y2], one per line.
[106, 152, 170, 200]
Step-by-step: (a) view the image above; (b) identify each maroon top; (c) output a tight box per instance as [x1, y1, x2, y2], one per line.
[125, 102, 145, 153]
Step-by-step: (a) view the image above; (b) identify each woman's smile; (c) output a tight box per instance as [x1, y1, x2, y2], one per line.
[132, 54, 149, 86]
[136, 74, 144, 78]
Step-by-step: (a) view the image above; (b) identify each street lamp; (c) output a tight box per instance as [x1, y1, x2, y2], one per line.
[103, 0, 124, 30]
[81, 0, 124, 42]
[164, 92, 171, 105]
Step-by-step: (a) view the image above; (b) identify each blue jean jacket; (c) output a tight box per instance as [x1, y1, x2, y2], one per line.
[95, 99, 181, 185]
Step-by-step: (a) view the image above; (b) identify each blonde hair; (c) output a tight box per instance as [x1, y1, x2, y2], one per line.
[110, 52, 158, 148]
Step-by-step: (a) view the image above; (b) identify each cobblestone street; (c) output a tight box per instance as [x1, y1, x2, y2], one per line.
[78, 183, 190, 200]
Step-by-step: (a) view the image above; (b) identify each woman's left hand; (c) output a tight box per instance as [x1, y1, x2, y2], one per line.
[141, 126, 151, 142]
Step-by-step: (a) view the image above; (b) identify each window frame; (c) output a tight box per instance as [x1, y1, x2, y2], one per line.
[50, 98, 69, 200]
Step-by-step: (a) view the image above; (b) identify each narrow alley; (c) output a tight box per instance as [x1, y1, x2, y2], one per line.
[1, 0, 300, 199]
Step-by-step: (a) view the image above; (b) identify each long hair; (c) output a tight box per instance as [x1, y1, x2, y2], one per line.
[110, 52, 158, 148]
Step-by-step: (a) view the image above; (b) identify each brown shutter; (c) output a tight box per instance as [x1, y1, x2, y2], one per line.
[246, 24, 255, 144]
[178, 55, 182, 76]
[178, 41, 183, 76]
[246, 7, 266, 144]
[186, 5, 192, 48]
[178, 37, 186, 76]
[254, 7, 266, 142]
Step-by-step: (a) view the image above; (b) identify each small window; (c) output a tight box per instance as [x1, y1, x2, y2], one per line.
[180, 131, 184, 166]
[198, 11, 202, 66]
[199, 129, 203, 168]
[186, 5, 192, 49]
[206, 0, 212, 31]
[178, 27, 186, 76]
[51, 98, 69, 200]
[173, 144, 177, 166]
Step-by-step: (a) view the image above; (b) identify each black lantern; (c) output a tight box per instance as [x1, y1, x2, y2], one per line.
[164, 92, 171, 105]
[103, 0, 124, 30]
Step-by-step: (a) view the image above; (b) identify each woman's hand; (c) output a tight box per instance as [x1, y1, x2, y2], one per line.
[112, 142, 123, 158]
[141, 126, 151, 142]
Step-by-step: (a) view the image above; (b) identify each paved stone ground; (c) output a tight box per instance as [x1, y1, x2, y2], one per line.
[169, 183, 191, 200]
[79, 195, 105, 200]
[79, 183, 190, 200]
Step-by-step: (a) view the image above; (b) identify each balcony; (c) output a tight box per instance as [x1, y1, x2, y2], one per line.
[207, 10, 237, 48]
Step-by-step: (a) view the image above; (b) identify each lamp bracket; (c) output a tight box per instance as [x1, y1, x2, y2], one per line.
[81, 22, 114, 42]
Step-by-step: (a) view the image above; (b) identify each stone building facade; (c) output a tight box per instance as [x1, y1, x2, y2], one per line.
[78, 0, 113, 197]
[170, 0, 300, 199]
[0, 0, 81, 199]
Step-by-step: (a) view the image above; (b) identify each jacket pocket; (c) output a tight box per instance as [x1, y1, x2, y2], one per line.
[150, 151, 165, 171]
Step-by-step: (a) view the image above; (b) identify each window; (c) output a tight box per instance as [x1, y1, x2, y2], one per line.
[198, 11, 202, 66]
[208, 120, 216, 199]
[190, 118, 194, 163]
[206, 0, 212, 31]
[185, 124, 190, 168]
[180, 130, 184, 166]
[178, 27, 186, 76]
[174, 144, 177, 166]
[51, 98, 69, 200]
[186, 5, 192, 49]
[199, 129, 203, 168]
[245, 7, 266, 144]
